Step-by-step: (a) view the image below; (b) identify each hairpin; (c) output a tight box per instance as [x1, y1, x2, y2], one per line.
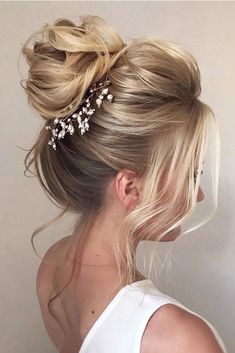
[45, 78, 113, 150]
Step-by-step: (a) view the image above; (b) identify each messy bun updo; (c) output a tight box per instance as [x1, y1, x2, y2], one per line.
[19, 15, 219, 345]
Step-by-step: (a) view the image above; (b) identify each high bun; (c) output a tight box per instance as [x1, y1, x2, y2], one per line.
[20, 16, 126, 120]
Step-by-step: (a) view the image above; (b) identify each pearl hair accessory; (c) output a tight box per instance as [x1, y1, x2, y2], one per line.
[45, 77, 113, 150]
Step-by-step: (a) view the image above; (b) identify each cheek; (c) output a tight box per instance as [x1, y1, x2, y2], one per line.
[159, 225, 181, 242]
[197, 187, 205, 202]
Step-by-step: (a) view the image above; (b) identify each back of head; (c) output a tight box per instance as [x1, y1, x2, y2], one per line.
[19, 15, 219, 286]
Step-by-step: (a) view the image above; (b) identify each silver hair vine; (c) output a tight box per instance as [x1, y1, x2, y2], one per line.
[45, 76, 113, 150]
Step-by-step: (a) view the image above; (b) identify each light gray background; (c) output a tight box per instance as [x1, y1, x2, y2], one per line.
[0, 1, 234, 352]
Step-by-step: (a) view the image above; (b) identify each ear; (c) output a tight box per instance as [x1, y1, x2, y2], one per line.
[115, 169, 141, 210]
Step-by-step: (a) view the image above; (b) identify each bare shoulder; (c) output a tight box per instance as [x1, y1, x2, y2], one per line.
[36, 235, 72, 296]
[35, 235, 72, 351]
[141, 303, 224, 353]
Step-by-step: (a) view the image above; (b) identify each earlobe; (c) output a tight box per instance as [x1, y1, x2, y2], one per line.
[127, 195, 138, 211]
[125, 178, 140, 210]
[125, 183, 139, 210]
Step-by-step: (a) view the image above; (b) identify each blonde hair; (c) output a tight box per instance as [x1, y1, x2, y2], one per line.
[19, 15, 220, 343]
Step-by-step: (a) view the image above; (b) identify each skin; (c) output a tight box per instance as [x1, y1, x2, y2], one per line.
[37, 169, 225, 353]
[73, 169, 205, 268]
[69, 171, 224, 353]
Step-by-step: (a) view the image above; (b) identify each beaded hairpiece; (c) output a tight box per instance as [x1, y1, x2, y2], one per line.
[45, 77, 113, 150]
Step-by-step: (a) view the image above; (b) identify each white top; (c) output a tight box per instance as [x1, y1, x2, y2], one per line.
[78, 279, 228, 353]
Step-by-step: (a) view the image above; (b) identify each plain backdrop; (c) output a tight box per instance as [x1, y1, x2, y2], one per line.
[0, 1, 234, 353]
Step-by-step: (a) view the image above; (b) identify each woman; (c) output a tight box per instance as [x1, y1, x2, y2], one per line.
[20, 15, 227, 353]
